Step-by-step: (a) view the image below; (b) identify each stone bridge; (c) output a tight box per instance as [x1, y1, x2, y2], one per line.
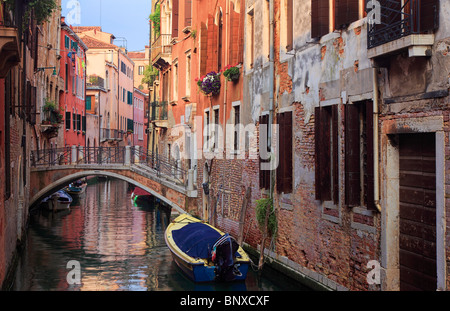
[29, 146, 198, 213]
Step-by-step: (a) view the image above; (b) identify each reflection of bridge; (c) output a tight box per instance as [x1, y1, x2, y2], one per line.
[29, 146, 197, 213]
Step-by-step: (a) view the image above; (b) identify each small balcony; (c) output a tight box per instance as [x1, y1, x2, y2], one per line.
[151, 34, 172, 70]
[151, 101, 168, 128]
[367, 0, 439, 58]
[0, 1, 21, 78]
[40, 110, 62, 138]
[101, 128, 122, 142]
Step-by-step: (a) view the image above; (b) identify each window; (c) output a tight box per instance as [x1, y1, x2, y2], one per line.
[127, 91, 133, 105]
[82, 114, 86, 133]
[65, 35, 70, 49]
[65, 111, 71, 130]
[286, 0, 293, 51]
[172, 0, 179, 38]
[138, 66, 145, 75]
[86, 96, 92, 111]
[77, 113, 81, 131]
[186, 54, 191, 97]
[185, 0, 192, 27]
[276, 111, 293, 193]
[233, 104, 240, 152]
[311, 0, 330, 39]
[204, 110, 210, 150]
[73, 110, 77, 131]
[173, 62, 178, 100]
[217, 9, 223, 71]
[65, 63, 69, 92]
[345, 101, 375, 209]
[213, 108, 219, 151]
[259, 114, 270, 189]
[315, 105, 339, 202]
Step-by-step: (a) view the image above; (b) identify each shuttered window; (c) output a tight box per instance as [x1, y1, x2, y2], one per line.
[86, 96, 91, 110]
[259, 114, 270, 189]
[229, 3, 241, 65]
[419, 0, 439, 32]
[315, 105, 339, 202]
[185, 0, 192, 27]
[311, 0, 329, 39]
[82, 115, 86, 132]
[200, 22, 208, 76]
[172, 0, 179, 38]
[335, 0, 359, 29]
[344, 101, 375, 210]
[286, 0, 293, 51]
[65, 111, 71, 130]
[276, 111, 293, 193]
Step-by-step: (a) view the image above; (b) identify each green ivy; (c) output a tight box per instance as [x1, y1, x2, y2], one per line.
[149, 4, 161, 38]
[5, 0, 59, 26]
[255, 197, 277, 237]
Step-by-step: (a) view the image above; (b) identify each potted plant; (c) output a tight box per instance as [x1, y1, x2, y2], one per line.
[195, 71, 221, 96]
[222, 63, 241, 82]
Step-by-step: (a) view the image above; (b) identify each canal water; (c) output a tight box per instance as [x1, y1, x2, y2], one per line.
[11, 178, 307, 291]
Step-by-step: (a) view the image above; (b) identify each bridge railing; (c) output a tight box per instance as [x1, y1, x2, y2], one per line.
[131, 146, 187, 186]
[77, 146, 125, 165]
[30, 147, 72, 167]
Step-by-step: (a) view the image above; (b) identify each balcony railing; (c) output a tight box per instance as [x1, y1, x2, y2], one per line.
[368, 0, 439, 49]
[0, 1, 19, 28]
[101, 128, 122, 141]
[151, 34, 172, 64]
[150, 101, 168, 122]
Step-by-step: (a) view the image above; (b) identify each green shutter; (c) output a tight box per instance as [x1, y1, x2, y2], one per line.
[127, 118, 134, 132]
[86, 96, 91, 110]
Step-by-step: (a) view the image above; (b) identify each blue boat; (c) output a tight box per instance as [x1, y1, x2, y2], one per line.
[165, 214, 250, 282]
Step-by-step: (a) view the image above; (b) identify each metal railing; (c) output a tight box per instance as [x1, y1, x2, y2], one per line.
[368, 0, 439, 49]
[30, 146, 188, 187]
[150, 101, 168, 121]
[131, 147, 187, 186]
[31, 147, 71, 167]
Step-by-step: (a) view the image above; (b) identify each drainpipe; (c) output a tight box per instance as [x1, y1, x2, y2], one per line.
[268, 0, 274, 197]
[373, 67, 381, 213]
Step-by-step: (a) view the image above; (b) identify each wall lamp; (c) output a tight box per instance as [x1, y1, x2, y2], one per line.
[36, 67, 57, 76]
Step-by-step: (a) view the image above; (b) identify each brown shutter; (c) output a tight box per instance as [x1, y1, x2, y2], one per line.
[206, 14, 218, 73]
[277, 111, 293, 193]
[229, 6, 241, 65]
[200, 22, 208, 76]
[315, 106, 322, 200]
[335, 0, 359, 29]
[365, 100, 375, 210]
[420, 0, 439, 32]
[185, 0, 192, 27]
[311, 0, 329, 38]
[345, 104, 360, 206]
[332, 105, 339, 204]
[319, 107, 332, 201]
[286, 0, 293, 51]
[172, 0, 179, 38]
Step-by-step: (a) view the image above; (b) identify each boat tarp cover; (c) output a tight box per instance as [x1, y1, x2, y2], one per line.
[172, 222, 222, 259]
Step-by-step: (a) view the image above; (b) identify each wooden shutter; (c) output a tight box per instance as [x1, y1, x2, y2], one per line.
[315, 107, 322, 200]
[332, 105, 339, 204]
[311, 0, 329, 38]
[345, 104, 360, 206]
[315, 106, 332, 201]
[277, 111, 293, 193]
[206, 14, 218, 73]
[172, 0, 179, 38]
[365, 101, 375, 210]
[286, 0, 293, 51]
[259, 114, 270, 189]
[200, 22, 208, 76]
[335, 0, 359, 29]
[229, 5, 241, 65]
[185, 0, 192, 27]
[420, 0, 439, 32]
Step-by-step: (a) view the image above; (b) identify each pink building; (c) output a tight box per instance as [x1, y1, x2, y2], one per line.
[133, 88, 146, 148]
[60, 18, 88, 147]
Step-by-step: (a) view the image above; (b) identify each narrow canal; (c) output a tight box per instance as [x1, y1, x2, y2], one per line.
[11, 178, 308, 291]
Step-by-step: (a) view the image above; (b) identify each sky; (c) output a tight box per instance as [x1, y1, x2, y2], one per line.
[61, 0, 152, 52]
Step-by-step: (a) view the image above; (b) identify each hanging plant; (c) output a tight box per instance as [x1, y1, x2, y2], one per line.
[222, 63, 241, 82]
[195, 71, 221, 96]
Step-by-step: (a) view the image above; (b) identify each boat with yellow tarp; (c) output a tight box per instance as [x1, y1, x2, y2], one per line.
[164, 214, 250, 282]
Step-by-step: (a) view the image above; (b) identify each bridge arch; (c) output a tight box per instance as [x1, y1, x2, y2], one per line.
[29, 170, 187, 215]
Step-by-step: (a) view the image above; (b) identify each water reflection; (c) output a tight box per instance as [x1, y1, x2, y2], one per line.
[12, 178, 306, 291]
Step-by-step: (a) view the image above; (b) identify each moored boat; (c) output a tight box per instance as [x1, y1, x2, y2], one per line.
[41, 190, 73, 211]
[165, 214, 250, 282]
[65, 179, 87, 196]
